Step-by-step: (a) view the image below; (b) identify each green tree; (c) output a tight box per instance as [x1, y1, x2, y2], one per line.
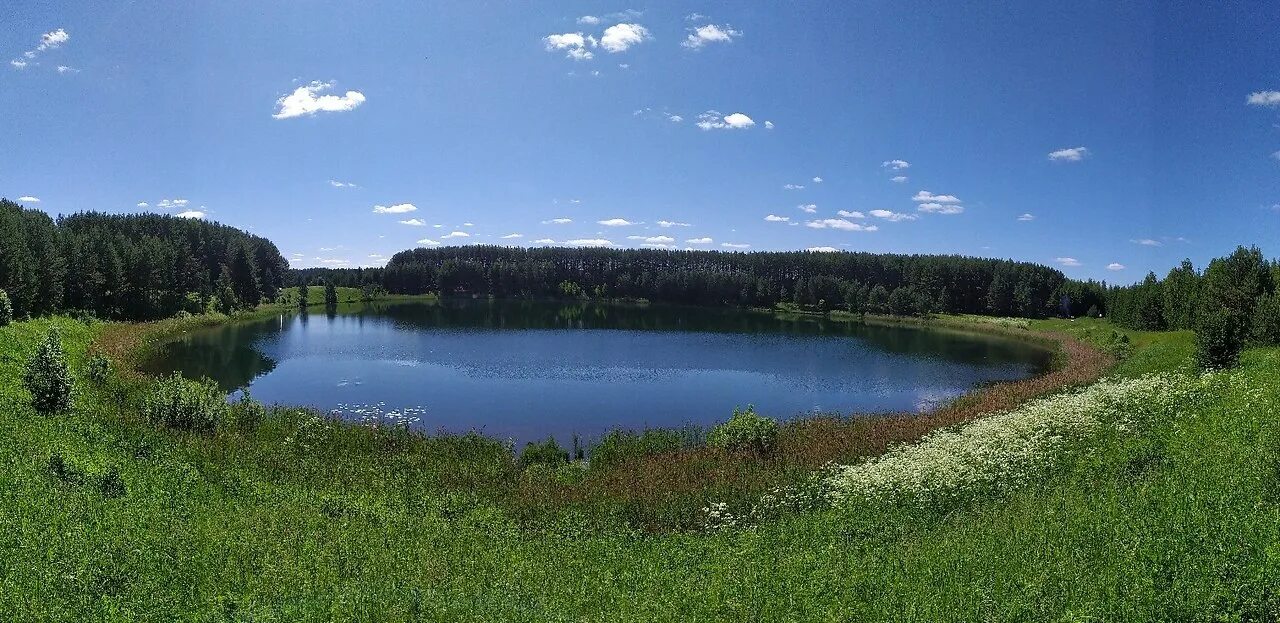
[1162, 259, 1200, 330]
[324, 281, 339, 308]
[296, 283, 309, 309]
[24, 327, 73, 413]
[1251, 292, 1280, 345]
[214, 266, 239, 315]
[1195, 246, 1271, 370]
[0, 289, 11, 327]
[228, 243, 262, 308]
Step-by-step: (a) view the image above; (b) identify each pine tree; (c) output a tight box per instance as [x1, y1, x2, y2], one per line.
[297, 283, 309, 308]
[24, 327, 73, 413]
[228, 243, 262, 308]
[324, 281, 338, 308]
[215, 266, 239, 315]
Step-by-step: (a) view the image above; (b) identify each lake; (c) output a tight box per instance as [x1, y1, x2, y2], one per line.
[144, 300, 1053, 446]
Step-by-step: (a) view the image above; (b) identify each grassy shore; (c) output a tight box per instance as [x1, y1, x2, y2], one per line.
[1, 311, 1276, 620]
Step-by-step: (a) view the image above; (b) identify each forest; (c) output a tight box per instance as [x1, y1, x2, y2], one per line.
[0, 199, 287, 321]
[290, 245, 1109, 318]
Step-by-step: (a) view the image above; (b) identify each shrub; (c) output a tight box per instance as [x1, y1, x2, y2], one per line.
[0, 289, 13, 327]
[228, 391, 266, 432]
[707, 405, 779, 456]
[99, 467, 126, 499]
[520, 437, 569, 469]
[47, 452, 83, 483]
[144, 373, 227, 433]
[589, 428, 688, 470]
[24, 327, 74, 414]
[1196, 311, 1243, 371]
[85, 354, 112, 384]
[1252, 292, 1280, 345]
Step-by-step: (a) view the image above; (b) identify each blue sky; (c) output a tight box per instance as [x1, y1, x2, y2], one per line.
[2, 1, 1278, 282]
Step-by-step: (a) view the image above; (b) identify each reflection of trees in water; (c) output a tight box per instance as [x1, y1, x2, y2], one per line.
[146, 317, 281, 392]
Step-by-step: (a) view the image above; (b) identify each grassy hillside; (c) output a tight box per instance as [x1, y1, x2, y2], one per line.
[0, 315, 1277, 620]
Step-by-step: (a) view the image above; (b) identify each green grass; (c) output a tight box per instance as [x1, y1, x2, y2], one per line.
[1, 315, 1278, 620]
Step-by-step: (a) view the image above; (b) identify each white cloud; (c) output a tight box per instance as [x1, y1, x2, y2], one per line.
[273, 81, 366, 119]
[1273, 150, 1280, 162]
[136, 202, 149, 208]
[398, 218, 426, 226]
[870, 209, 918, 222]
[805, 219, 877, 232]
[656, 220, 691, 227]
[463, 222, 474, 226]
[567, 238, 615, 247]
[501, 233, 523, 239]
[1017, 213, 1035, 221]
[597, 218, 638, 226]
[686, 13, 709, 21]
[764, 214, 790, 222]
[373, 203, 417, 214]
[721, 242, 750, 249]
[783, 184, 805, 190]
[157, 198, 189, 209]
[329, 179, 359, 188]
[1246, 91, 1280, 107]
[686, 237, 713, 244]
[1107, 263, 1126, 271]
[627, 235, 675, 244]
[542, 217, 573, 224]
[666, 113, 683, 123]
[543, 32, 593, 60]
[56, 65, 78, 74]
[1055, 257, 1082, 267]
[17, 196, 40, 203]
[891, 176, 908, 183]
[10, 60, 28, 69]
[836, 210, 865, 218]
[764, 120, 774, 130]
[916, 202, 965, 215]
[696, 110, 755, 130]
[807, 246, 839, 253]
[1048, 146, 1089, 162]
[11, 28, 69, 69]
[1130, 238, 1162, 246]
[600, 23, 651, 53]
[577, 15, 601, 25]
[812, 176, 823, 183]
[441, 231, 470, 239]
[534, 238, 556, 244]
[798, 204, 817, 213]
[682, 23, 742, 49]
[882, 159, 910, 170]
[912, 190, 961, 204]
[417, 238, 441, 246]
[175, 210, 205, 219]
[618, 63, 630, 69]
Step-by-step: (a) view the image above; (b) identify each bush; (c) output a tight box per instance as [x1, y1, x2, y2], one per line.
[24, 327, 74, 414]
[228, 391, 267, 432]
[144, 373, 227, 433]
[707, 406, 779, 456]
[520, 437, 569, 469]
[589, 428, 689, 470]
[99, 467, 126, 499]
[1252, 292, 1280, 345]
[1195, 312, 1243, 371]
[0, 289, 13, 327]
[85, 354, 112, 384]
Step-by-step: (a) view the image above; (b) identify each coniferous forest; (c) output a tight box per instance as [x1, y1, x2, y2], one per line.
[0, 199, 287, 320]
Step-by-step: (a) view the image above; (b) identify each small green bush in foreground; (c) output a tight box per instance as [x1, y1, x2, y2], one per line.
[23, 327, 73, 414]
[85, 354, 112, 384]
[144, 373, 227, 434]
[708, 405, 779, 456]
[521, 437, 569, 469]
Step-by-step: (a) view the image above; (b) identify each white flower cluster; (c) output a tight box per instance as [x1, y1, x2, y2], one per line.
[825, 372, 1202, 507]
[701, 502, 740, 530]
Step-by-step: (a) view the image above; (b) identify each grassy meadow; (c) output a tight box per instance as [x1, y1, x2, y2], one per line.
[0, 313, 1277, 620]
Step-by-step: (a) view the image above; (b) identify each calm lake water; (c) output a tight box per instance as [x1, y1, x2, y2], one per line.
[145, 300, 1053, 446]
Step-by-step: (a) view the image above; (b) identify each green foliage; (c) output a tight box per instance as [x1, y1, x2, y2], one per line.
[143, 373, 227, 433]
[589, 428, 691, 470]
[98, 466, 126, 499]
[520, 437, 569, 469]
[1194, 246, 1271, 370]
[23, 327, 73, 414]
[324, 281, 338, 308]
[557, 280, 583, 298]
[707, 405, 779, 456]
[1195, 312, 1242, 370]
[214, 266, 239, 315]
[1252, 291, 1280, 345]
[84, 354, 112, 384]
[296, 283, 309, 309]
[228, 391, 266, 432]
[360, 283, 385, 302]
[0, 289, 11, 326]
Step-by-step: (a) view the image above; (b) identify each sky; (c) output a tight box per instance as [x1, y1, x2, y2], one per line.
[2, 0, 1278, 282]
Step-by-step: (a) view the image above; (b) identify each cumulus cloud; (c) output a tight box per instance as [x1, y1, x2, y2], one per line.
[890, 176, 908, 183]
[157, 199, 189, 209]
[17, 196, 40, 203]
[11, 28, 69, 70]
[373, 203, 417, 214]
[273, 81, 366, 119]
[665, 113, 683, 123]
[764, 214, 790, 222]
[1017, 213, 1035, 221]
[542, 217, 573, 224]
[682, 23, 742, 49]
[836, 210, 865, 218]
[417, 238, 441, 246]
[916, 202, 965, 215]
[696, 110, 755, 130]
[656, 220, 691, 227]
[720, 242, 750, 249]
[912, 190, 961, 204]
[597, 218, 639, 226]
[136, 202, 149, 208]
[870, 209, 918, 222]
[398, 218, 426, 226]
[441, 231, 470, 239]
[686, 237, 713, 244]
[501, 233, 523, 239]
[1131, 238, 1162, 246]
[1055, 257, 1082, 267]
[812, 176, 823, 183]
[1246, 91, 1280, 107]
[577, 15, 601, 25]
[543, 32, 594, 60]
[807, 246, 839, 252]
[764, 121, 775, 130]
[627, 235, 675, 244]
[798, 204, 817, 213]
[600, 23, 651, 53]
[175, 210, 205, 219]
[882, 159, 910, 170]
[534, 238, 556, 244]
[1107, 263, 1126, 271]
[805, 219, 877, 232]
[567, 238, 615, 247]
[1048, 146, 1089, 162]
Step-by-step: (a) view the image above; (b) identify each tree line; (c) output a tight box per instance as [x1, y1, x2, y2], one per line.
[1105, 246, 1279, 368]
[0, 198, 287, 320]
[291, 245, 1103, 318]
